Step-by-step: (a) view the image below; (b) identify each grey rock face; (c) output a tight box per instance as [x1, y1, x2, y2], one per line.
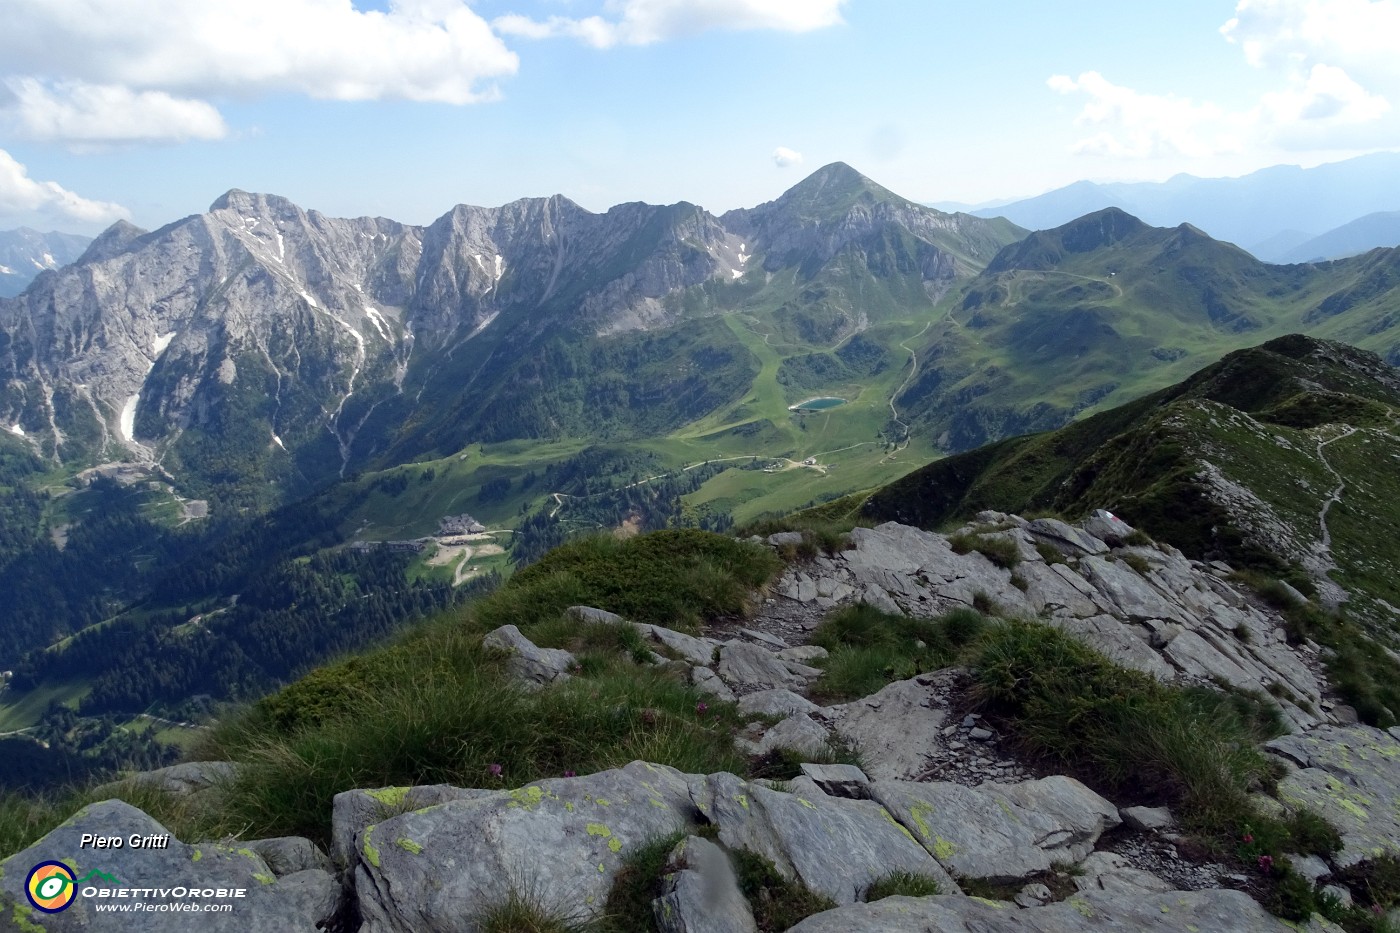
[0, 800, 339, 932]
[481, 624, 576, 690]
[1083, 509, 1135, 544]
[691, 666, 737, 702]
[701, 772, 959, 905]
[787, 890, 1343, 932]
[1072, 851, 1176, 895]
[1267, 725, 1400, 868]
[93, 761, 240, 815]
[652, 835, 757, 933]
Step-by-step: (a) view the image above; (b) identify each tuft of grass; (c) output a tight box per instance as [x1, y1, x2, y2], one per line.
[948, 532, 1021, 569]
[1120, 553, 1151, 574]
[1123, 529, 1153, 547]
[193, 632, 746, 846]
[808, 604, 985, 703]
[1034, 541, 1067, 565]
[476, 888, 592, 933]
[479, 530, 782, 632]
[865, 870, 944, 901]
[733, 850, 837, 932]
[596, 831, 689, 933]
[971, 620, 1284, 834]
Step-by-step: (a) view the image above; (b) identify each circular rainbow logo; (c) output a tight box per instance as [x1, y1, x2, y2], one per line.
[25, 861, 77, 913]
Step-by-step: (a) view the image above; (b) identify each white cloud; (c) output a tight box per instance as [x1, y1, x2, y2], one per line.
[1048, 72, 1242, 159]
[1052, 0, 1400, 160]
[496, 0, 846, 49]
[772, 146, 804, 167]
[5, 79, 228, 144]
[0, 0, 519, 144]
[0, 148, 130, 224]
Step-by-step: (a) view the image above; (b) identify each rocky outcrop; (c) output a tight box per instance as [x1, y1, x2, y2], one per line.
[773, 516, 1331, 732]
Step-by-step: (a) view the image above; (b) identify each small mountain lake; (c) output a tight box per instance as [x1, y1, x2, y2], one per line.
[789, 397, 847, 412]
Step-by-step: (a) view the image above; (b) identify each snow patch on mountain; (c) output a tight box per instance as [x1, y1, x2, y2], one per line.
[119, 394, 140, 443]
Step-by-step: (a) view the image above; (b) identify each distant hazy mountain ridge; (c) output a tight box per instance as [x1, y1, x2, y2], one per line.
[0, 228, 91, 298]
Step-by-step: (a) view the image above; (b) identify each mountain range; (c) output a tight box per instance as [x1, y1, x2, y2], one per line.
[938, 152, 1400, 261]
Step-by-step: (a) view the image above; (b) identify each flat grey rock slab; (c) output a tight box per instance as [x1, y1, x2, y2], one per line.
[653, 835, 756, 933]
[567, 605, 625, 626]
[1072, 851, 1175, 895]
[778, 645, 828, 664]
[825, 674, 952, 781]
[245, 836, 332, 876]
[799, 763, 870, 799]
[716, 641, 820, 690]
[1119, 805, 1173, 832]
[1267, 725, 1400, 868]
[1026, 518, 1109, 557]
[699, 772, 958, 906]
[0, 800, 339, 932]
[738, 689, 820, 718]
[870, 776, 1119, 882]
[1046, 614, 1176, 681]
[636, 623, 721, 667]
[752, 714, 831, 758]
[332, 784, 495, 868]
[691, 666, 737, 702]
[786, 890, 1344, 932]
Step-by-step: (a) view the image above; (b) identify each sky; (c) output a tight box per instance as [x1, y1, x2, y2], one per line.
[2, 0, 1399, 234]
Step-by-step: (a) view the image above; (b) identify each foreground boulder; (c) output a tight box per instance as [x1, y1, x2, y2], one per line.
[0, 800, 339, 931]
[354, 762, 704, 931]
[785, 890, 1344, 932]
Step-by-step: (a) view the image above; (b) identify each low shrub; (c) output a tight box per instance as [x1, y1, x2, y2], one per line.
[808, 605, 985, 702]
[733, 850, 837, 931]
[948, 532, 1020, 569]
